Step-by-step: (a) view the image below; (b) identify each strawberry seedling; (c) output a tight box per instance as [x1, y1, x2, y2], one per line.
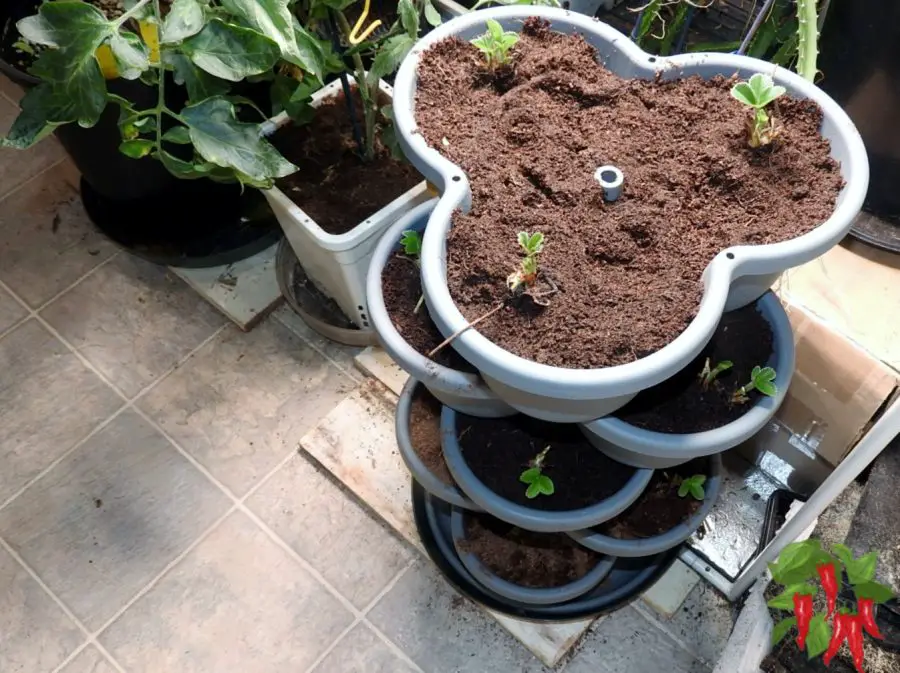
[730, 73, 787, 148]
[519, 445, 554, 499]
[733, 365, 777, 404]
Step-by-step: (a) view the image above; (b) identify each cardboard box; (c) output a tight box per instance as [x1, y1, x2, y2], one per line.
[769, 301, 899, 468]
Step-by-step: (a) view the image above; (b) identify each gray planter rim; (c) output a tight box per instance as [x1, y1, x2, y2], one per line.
[568, 454, 724, 557]
[392, 6, 868, 403]
[449, 508, 615, 605]
[440, 406, 655, 532]
[396, 378, 481, 510]
[581, 291, 796, 459]
[366, 198, 512, 411]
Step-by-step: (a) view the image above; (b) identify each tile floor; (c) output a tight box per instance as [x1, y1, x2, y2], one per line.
[0, 84, 730, 672]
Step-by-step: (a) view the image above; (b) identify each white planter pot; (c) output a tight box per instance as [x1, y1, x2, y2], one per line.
[261, 78, 432, 329]
[391, 7, 869, 423]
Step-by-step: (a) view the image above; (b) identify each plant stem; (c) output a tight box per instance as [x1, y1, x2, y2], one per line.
[427, 301, 505, 359]
[334, 10, 376, 162]
[115, 0, 153, 28]
[796, 0, 819, 81]
[152, 0, 164, 153]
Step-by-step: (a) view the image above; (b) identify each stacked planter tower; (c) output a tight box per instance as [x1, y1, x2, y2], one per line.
[366, 7, 868, 619]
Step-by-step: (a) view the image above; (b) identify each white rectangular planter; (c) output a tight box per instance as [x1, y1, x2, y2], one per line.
[261, 78, 431, 329]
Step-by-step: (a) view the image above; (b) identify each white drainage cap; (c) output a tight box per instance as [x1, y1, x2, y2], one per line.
[594, 165, 624, 202]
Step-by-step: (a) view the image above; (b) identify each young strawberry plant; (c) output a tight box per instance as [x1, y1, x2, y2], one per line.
[698, 357, 733, 391]
[677, 474, 706, 501]
[519, 445, 554, 499]
[471, 18, 518, 70]
[399, 229, 425, 313]
[730, 73, 787, 148]
[732, 364, 777, 404]
[507, 231, 544, 292]
[767, 539, 896, 672]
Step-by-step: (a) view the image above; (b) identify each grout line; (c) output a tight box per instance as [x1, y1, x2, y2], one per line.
[0, 311, 30, 341]
[50, 641, 91, 673]
[271, 309, 364, 384]
[632, 599, 712, 667]
[33, 251, 121, 314]
[90, 506, 237, 639]
[0, 156, 67, 205]
[303, 617, 365, 673]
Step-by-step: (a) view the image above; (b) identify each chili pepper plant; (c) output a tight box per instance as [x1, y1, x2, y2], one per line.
[767, 539, 896, 672]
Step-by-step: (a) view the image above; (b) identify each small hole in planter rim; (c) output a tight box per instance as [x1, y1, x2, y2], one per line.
[726, 252, 735, 260]
[452, 175, 461, 182]
[649, 56, 657, 63]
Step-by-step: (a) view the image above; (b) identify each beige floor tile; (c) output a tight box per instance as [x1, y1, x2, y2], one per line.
[0, 544, 83, 672]
[0, 319, 121, 504]
[248, 453, 413, 609]
[0, 283, 27, 334]
[312, 622, 419, 673]
[368, 560, 550, 673]
[662, 580, 733, 666]
[0, 410, 231, 631]
[42, 254, 226, 398]
[140, 319, 357, 496]
[100, 511, 354, 673]
[564, 606, 708, 673]
[0, 161, 117, 308]
[0, 95, 66, 198]
[59, 646, 119, 673]
[273, 304, 363, 376]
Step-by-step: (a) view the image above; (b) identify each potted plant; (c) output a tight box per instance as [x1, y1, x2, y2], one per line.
[369, 201, 515, 416]
[568, 455, 722, 558]
[260, 0, 439, 330]
[449, 509, 616, 605]
[439, 405, 654, 532]
[580, 291, 795, 469]
[396, 378, 483, 507]
[389, 6, 868, 423]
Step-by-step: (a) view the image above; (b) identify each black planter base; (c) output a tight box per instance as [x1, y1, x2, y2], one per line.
[412, 480, 680, 621]
[80, 177, 282, 269]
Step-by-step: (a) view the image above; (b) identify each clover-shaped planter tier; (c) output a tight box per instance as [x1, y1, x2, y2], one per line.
[262, 78, 432, 331]
[449, 509, 616, 605]
[396, 378, 483, 508]
[568, 454, 723, 558]
[367, 200, 515, 417]
[391, 6, 867, 423]
[440, 406, 654, 533]
[580, 291, 795, 469]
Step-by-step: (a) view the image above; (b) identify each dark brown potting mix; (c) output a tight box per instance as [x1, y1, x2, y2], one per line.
[459, 514, 601, 588]
[616, 301, 775, 433]
[456, 413, 637, 511]
[408, 386, 454, 485]
[382, 254, 476, 371]
[414, 19, 843, 369]
[272, 91, 421, 235]
[605, 459, 706, 539]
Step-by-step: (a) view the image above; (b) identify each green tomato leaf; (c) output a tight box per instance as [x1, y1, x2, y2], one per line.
[221, 0, 309, 72]
[157, 149, 214, 180]
[16, 15, 59, 48]
[167, 52, 231, 102]
[519, 467, 540, 484]
[180, 96, 297, 186]
[182, 19, 281, 82]
[162, 126, 192, 144]
[398, 0, 419, 38]
[368, 34, 416, 84]
[0, 85, 63, 149]
[119, 138, 154, 158]
[108, 32, 149, 80]
[423, 0, 442, 27]
[854, 581, 895, 604]
[805, 615, 831, 659]
[771, 617, 796, 646]
[525, 481, 540, 499]
[161, 0, 205, 44]
[18, 1, 110, 52]
[291, 22, 328, 82]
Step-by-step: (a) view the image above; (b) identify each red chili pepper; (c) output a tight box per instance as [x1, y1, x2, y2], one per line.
[825, 612, 849, 667]
[846, 614, 866, 673]
[818, 562, 839, 618]
[793, 592, 813, 649]
[859, 598, 884, 640]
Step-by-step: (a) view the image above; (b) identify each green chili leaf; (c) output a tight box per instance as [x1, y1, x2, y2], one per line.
[805, 614, 831, 659]
[771, 617, 796, 646]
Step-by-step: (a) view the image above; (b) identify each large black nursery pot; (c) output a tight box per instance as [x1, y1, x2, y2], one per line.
[819, 0, 900, 246]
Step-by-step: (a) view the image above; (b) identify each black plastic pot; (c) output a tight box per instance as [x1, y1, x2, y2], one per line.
[412, 480, 680, 620]
[819, 0, 900, 249]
